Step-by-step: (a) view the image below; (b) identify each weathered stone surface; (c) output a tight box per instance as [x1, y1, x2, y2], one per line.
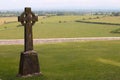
[18, 51, 40, 77]
[18, 7, 41, 77]
[18, 7, 38, 51]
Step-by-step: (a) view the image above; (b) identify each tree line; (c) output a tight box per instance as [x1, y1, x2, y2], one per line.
[0, 10, 120, 17]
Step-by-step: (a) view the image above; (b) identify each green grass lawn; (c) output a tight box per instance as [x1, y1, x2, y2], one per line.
[0, 41, 120, 80]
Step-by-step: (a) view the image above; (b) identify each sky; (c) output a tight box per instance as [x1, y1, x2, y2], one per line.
[0, 0, 120, 10]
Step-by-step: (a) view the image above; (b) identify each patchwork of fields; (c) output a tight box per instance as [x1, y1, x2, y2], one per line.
[0, 15, 120, 39]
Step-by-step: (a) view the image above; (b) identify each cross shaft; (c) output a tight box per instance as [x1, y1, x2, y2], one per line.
[18, 7, 38, 51]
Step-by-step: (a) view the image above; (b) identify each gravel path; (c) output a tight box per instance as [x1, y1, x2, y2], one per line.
[0, 37, 120, 45]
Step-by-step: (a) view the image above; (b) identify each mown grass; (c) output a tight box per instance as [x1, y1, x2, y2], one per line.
[0, 41, 120, 80]
[0, 16, 120, 39]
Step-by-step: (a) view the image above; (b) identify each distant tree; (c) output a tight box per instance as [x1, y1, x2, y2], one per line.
[64, 21, 67, 23]
[4, 26, 7, 29]
[112, 12, 120, 16]
[82, 18, 85, 20]
[96, 16, 100, 19]
[57, 12, 64, 16]
[59, 21, 62, 23]
[41, 22, 44, 24]
[94, 12, 98, 15]
[4, 21, 6, 24]
[89, 17, 92, 19]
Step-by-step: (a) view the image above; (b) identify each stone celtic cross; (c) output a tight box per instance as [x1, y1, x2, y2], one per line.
[18, 7, 38, 51]
[18, 7, 41, 77]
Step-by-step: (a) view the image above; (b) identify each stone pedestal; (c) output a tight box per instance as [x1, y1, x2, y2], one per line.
[18, 51, 41, 77]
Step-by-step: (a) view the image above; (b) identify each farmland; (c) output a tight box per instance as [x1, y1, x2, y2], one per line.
[0, 15, 120, 39]
[0, 17, 17, 25]
[82, 16, 120, 24]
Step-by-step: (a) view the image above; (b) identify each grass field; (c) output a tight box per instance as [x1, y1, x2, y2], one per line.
[83, 16, 120, 24]
[0, 16, 120, 39]
[0, 41, 120, 80]
[0, 17, 17, 25]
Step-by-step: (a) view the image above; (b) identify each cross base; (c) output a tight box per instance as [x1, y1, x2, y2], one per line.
[18, 50, 41, 77]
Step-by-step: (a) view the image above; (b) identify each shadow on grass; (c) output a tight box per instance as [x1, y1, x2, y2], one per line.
[110, 28, 120, 34]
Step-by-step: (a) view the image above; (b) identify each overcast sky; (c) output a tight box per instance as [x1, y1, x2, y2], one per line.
[0, 0, 120, 10]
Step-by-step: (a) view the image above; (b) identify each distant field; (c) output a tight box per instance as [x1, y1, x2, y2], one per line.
[0, 41, 120, 80]
[0, 17, 17, 25]
[81, 16, 120, 24]
[39, 15, 103, 23]
[0, 16, 120, 39]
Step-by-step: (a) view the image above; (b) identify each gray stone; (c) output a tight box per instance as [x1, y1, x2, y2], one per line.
[17, 7, 41, 77]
